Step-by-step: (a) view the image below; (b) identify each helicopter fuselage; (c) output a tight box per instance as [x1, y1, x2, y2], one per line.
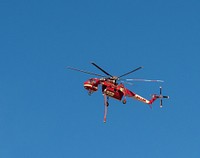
[84, 78, 125, 101]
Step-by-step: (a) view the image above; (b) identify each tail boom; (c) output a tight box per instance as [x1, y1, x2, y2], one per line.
[125, 88, 169, 107]
[125, 89, 153, 104]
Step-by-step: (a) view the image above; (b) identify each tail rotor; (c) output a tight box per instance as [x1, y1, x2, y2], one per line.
[158, 86, 169, 108]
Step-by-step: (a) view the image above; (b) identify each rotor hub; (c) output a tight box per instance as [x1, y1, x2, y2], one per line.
[112, 76, 118, 80]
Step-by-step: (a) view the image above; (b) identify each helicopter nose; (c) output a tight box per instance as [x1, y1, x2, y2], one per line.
[84, 82, 91, 89]
[83, 81, 98, 91]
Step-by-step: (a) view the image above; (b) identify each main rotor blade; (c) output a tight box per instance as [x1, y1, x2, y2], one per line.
[67, 66, 106, 77]
[91, 62, 113, 77]
[120, 80, 134, 85]
[126, 79, 164, 82]
[118, 66, 143, 78]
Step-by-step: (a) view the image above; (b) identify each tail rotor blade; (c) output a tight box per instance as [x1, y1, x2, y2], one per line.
[163, 96, 169, 99]
[160, 99, 163, 108]
[160, 86, 162, 95]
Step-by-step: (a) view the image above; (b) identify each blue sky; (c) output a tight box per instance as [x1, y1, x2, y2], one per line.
[0, 0, 200, 157]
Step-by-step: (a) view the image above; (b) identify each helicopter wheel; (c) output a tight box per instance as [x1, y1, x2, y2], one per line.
[122, 99, 127, 104]
[88, 90, 93, 96]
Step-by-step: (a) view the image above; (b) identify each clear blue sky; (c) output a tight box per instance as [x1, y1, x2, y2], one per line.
[0, 0, 200, 157]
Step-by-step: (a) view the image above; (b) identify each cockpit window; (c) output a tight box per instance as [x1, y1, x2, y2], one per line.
[89, 79, 96, 84]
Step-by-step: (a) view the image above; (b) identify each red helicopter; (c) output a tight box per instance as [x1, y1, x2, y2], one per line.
[68, 62, 169, 123]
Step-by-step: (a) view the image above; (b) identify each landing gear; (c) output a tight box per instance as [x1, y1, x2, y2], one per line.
[122, 99, 127, 104]
[122, 96, 127, 104]
[88, 90, 93, 96]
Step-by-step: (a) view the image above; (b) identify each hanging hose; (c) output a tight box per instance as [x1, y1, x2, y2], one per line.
[103, 94, 108, 123]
